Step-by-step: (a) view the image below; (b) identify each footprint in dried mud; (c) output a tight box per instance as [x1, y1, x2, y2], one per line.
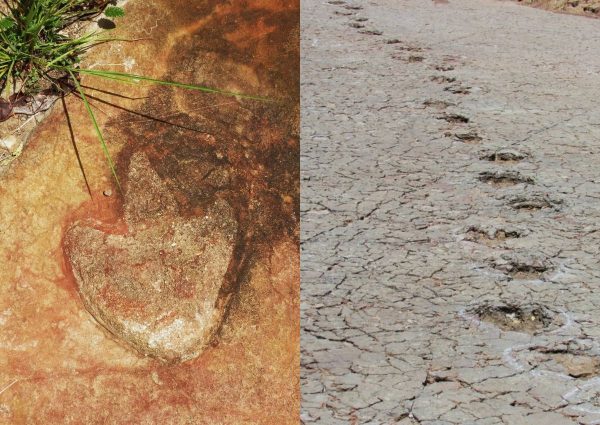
[508, 194, 561, 211]
[344, 4, 363, 9]
[445, 84, 471, 95]
[464, 225, 523, 246]
[353, 17, 368, 22]
[407, 55, 424, 62]
[396, 45, 424, 52]
[430, 75, 456, 84]
[64, 153, 240, 363]
[385, 38, 402, 44]
[423, 99, 455, 109]
[328, 0, 346, 4]
[478, 171, 534, 187]
[481, 148, 529, 163]
[445, 130, 481, 143]
[359, 29, 383, 36]
[438, 113, 469, 124]
[391, 44, 428, 62]
[490, 254, 551, 281]
[349, 22, 365, 28]
[467, 302, 557, 334]
[509, 264, 549, 280]
[435, 64, 455, 72]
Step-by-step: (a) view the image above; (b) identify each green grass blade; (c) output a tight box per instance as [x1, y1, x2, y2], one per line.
[68, 70, 121, 191]
[2, 58, 15, 96]
[73, 68, 272, 102]
[104, 6, 125, 18]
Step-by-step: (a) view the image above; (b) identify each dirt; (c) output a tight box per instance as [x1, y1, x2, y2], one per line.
[471, 303, 556, 333]
[515, 0, 600, 17]
[0, 0, 298, 423]
[302, 0, 600, 421]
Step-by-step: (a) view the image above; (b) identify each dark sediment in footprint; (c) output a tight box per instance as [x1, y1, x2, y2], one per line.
[481, 148, 529, 162]
[478, 171, 534, 187]
[469, 302, 556, 333]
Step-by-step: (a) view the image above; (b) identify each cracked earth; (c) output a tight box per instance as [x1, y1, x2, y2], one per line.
[301, 0, 600, 423]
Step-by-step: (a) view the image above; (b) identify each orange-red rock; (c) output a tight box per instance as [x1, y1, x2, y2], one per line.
[65, 153, 239, 362]
[0, 0, 299, 423]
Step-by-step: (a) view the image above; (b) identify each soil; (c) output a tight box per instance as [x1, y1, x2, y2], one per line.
[514, 0, 600, 17]
[302, 0, 600, 422]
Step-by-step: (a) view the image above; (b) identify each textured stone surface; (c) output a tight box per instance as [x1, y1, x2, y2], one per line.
[0, 0, 299, 423]
[65, 153, 238, 362]
[516, 0, 600, 18]
[302, 0, 600, 423]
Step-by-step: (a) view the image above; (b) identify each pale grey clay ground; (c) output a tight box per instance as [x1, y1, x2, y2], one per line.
[301, 0, 600, 423]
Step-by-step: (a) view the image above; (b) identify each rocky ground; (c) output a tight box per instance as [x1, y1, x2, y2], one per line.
[301, 0, 600, 423]
[515, 0, 600, 17]
[0, 1, 299, 423]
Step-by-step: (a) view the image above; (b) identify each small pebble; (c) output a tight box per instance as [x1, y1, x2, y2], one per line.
[103, 189, 113, 197]
[151, 371, 162, 385]
[0, 136, 19, 153]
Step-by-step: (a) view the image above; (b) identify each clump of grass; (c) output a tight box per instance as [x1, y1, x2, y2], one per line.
[0, 0, 266, 190]
[0, 0, 110, 97]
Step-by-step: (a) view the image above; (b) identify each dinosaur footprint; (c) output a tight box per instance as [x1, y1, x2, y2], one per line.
[65, 152, 238, 362]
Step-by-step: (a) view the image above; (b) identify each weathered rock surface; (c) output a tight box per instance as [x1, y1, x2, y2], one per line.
[0, 0, 298, 422]
[65, 153, 238, 362]
[302, 0, 600, 423]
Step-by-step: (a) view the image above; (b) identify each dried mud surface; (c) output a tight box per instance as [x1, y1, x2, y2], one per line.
[0, 0, 299, 423]
[302, 0, 600, 423]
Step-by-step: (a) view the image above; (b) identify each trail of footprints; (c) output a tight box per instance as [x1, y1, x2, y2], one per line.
[415, 20, 600, 417]
[323, 0, 600, 417]
[325, 0, 555, 328]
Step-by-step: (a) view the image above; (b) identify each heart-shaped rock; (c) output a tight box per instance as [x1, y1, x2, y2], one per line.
[64, 153, 238, 362]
